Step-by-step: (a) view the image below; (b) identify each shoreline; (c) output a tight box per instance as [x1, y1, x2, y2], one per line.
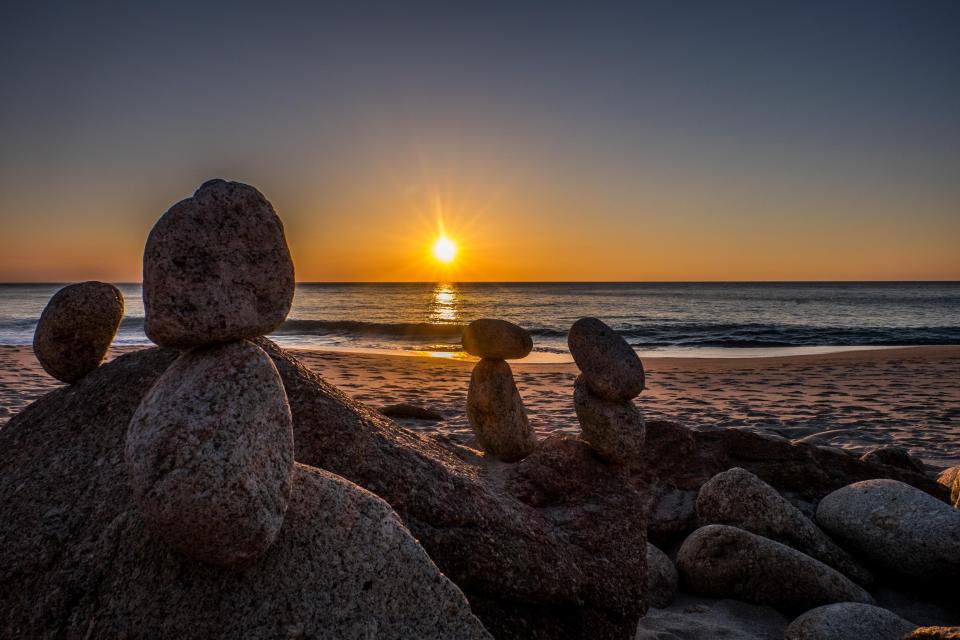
[2, 344, 958, 468]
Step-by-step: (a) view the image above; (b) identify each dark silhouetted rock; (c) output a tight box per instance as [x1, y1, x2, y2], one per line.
[32, 281, 124, 383]
[640, 419, 949, 506]
[125, 340, 293, 567]
[573, 375, 645, 466]
[142, 179, 294, 348]
[860, 445, 926, 474]
[380, 402, 444, 421]
[567, 317, 645, 401]
[676, 525, 873, 613]
[785, 603, 916, 640]
[462, 319, 532, 360]
[466, 358, 536, 462]
[647, 543, 678, 608]
[816, 479, 960, 580]
[696, 467, 872, 585]
[1, 340, 649, 640]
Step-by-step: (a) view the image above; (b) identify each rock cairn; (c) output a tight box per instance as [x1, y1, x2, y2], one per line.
[463, 318, 537, 462]
[32, 281, 124, 383]
[568, 317, 646, 465]
[126, 179, 296, 567]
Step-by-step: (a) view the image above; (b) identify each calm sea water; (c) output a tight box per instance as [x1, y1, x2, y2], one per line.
[2, 282, 959, 360]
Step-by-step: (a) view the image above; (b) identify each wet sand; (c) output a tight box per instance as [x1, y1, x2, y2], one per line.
[2, 344, 958, 470]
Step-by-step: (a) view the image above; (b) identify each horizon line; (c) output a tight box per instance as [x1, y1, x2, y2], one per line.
[2, 279, 959, 286]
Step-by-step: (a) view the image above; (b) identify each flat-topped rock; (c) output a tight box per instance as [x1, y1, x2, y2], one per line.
[466, 358, 536, 461]
[567, 317, 645, 401]
[143, 179, 294, 348]
[462, 318, 532, 360]
[696, 467, 872, 585]
[676, 525, 873, 613]
[573, 375, 645, 466]
[784, 603, 916, 640]
[816, 479, 960, 580]
[32, 281, 124, 383]
[125, 340, 294, 567]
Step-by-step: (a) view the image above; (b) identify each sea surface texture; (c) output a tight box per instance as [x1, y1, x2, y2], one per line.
[1, 282, 958, 358]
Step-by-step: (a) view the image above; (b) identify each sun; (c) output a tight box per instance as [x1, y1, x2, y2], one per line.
[432, 236, 457, 264]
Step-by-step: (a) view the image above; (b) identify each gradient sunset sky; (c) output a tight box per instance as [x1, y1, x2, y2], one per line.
[2, 1, 958, 282]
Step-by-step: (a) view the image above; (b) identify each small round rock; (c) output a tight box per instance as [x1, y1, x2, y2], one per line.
[143, 179, 295, 348]
[462, 318, 533, 360]
[32, 281, 124, 383]
[567, 317, 644, 401]
[784, 603, 916, 640]
[125, 340, 294, 567]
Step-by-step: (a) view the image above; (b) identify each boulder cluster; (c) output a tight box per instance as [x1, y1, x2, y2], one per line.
[126, 179, 296, 567]
[463, 318, 537, 461]
[568, 316, 646, 465]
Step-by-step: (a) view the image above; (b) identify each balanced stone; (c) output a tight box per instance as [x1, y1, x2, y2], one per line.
[784, 603, 916, 640]
[142, 179, 295, 348]
[466, 358, 536, 462]
[567, 317, 644, 401]
[32, 281, 124, 383]
[462, 318, 533, 360]
[676, 525, 873, 613]
[816, 479, 960, 580]
[573, 375, 645, 466]
[125, 340, 294, 567]
[646, 542, 678, 608]
[696, 467, 872, 585]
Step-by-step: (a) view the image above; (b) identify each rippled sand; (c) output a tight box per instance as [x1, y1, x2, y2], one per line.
[2, 344, 957, 470]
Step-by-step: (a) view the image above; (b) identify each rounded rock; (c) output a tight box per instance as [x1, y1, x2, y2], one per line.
[573, 375, 645, 466]
[696, 467, 872, 586]
[784, 603, 916, 640]
[567, 317, 644, 401]
[676, 524, 873, 613]
[816, 479, 960, 580]
[143, 179, 295, 348]
[646, 542, 679, 608]
[860, 445, 926, 474]
[125, 340, 294, 567]
[462, 318, 533, 360]
[32, 281, 124, 383]
[466, 358, 536, 462]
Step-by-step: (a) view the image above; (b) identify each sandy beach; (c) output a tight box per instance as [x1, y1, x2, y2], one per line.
[3, 344, 957, 470]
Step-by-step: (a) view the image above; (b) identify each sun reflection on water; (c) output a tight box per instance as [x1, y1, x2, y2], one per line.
[430, 283, 459, 323]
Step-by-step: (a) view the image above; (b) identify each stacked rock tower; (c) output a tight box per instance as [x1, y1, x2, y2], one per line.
[124, 179, 297, 567]
[462, 318, 537, 462]
[568, 317, 646, 465]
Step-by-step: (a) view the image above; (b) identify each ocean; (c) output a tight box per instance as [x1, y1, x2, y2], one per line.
[2, 282, 959, 360]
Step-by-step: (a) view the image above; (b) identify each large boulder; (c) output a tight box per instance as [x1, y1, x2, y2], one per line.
[462, 319, 532, 360]
[640, 419, 950, 506]
[125, 340, 294, 567]
[784, 603, 916, 640]
[466, 358, 536, 462]
[567, 317, 644, 401]
[646, 543, 678, 608]
[816, 479, 960, 580]
[1, 341, 649, 640]
[142, 179, 295, 348]
[676, 525, 873, 613]
[573, 375, 645, 466]
[696, 467, 871, 585]
[32, 281, 124, 383]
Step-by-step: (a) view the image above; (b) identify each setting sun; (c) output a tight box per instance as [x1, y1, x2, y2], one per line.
[432, 236, 457, 264]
